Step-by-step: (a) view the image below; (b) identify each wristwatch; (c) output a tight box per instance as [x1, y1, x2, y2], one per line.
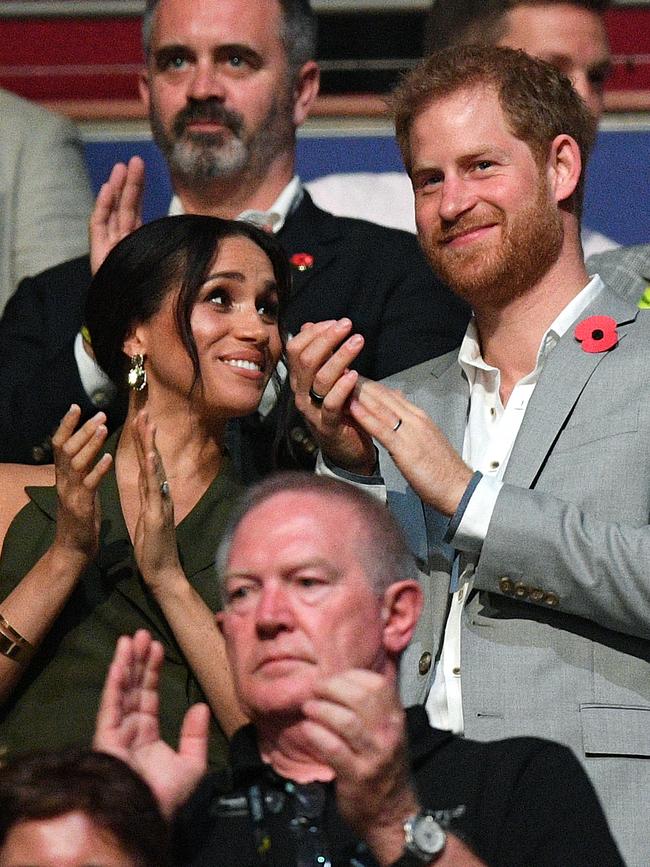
[391, 811, 447, 865]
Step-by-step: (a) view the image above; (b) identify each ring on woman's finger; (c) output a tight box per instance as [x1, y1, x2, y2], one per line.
[160, 480, 170, 497]
[309, 386, 327, 407]
[391, 417, 403, 433]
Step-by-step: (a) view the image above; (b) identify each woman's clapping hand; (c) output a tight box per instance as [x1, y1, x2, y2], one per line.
[51, 405, 113, 564]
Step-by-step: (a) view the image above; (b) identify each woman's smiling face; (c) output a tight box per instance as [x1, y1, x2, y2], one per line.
[127, 234, 283, 419]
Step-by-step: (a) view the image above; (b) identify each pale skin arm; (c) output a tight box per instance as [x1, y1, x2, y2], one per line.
[131, 410, 247, 738]
[0, 406, 112, 703]
[89, 156, 145, 276]
[84, 156, 145, 361]
[288, 321, 472, 516]
[94, 629, 209, 818]
[301, 670, 485, 866]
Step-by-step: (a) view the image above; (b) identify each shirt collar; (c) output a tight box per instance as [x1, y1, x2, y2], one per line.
[167, 176, 303, 234]
[458, 274, 606, 382]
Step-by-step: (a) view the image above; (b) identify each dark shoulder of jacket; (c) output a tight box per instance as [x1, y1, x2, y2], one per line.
[331, 214, 428, 259]
[298, 196, 430, 268]
[15, 254, 91, 298]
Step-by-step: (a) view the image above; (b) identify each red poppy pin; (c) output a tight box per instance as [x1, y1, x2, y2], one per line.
[574, 315, 618, 353]
[290, 252, 314, 271]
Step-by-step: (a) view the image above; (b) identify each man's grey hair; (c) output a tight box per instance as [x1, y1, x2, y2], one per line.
[142, 0, 317, 80]
[425, 0, 611, 53]
[215, 472, 417, 605]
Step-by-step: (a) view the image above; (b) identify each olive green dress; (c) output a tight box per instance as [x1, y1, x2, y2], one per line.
[0, 432, 242, 767]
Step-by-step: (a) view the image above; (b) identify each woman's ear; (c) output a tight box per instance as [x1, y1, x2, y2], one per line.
[380, 580, 424, 656]
[122, 325, 147, 359]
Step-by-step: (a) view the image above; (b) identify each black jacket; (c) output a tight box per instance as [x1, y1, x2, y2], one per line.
[173, 705, 623, 866]
[0, 194, 469, 466]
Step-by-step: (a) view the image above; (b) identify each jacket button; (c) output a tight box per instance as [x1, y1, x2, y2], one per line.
[544, 592, 559, 607]
[91, 388, 112, 408]
[419, 652, 432, 675]
[499, 577, 514, 594]
[290, 426, 317, 455]
[529, 587, 544, 602]
[514, 581, 528, 598]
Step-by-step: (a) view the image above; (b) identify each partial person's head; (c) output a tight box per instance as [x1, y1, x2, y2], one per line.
[139, 0, 319, 187]
[85, 215, 289, 419]
[425, 1, 611, 119]
[0, 749, 169, 867]
[215, 473, 422, 722]
[392, 45, 594, 310]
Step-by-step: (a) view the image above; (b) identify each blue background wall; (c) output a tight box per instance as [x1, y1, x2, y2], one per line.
[84, 127, 650, 245]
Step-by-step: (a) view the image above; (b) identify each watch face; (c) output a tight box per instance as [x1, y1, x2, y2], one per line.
[411, 815, 446, 855]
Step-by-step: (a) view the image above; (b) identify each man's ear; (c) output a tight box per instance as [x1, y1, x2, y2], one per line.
[547, 134, 582, 205]
[380, 580, 423, 656]
[138, 67, 151, 115]
[292, 61, 320, 127]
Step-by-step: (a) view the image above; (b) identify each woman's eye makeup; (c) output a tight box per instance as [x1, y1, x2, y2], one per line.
[207, 289, 230, 307]
[203, 286, 279, 322]
[257, 296, 280, 320]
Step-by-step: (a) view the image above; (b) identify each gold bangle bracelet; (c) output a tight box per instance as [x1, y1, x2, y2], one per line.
[0, 614, 33, 664]
[0, 630, 25, 661]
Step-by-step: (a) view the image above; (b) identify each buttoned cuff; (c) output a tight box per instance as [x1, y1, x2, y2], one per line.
[74, 331, 116, 407]
[445, 474, 502, 554]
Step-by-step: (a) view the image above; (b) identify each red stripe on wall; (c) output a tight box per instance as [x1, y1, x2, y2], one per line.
[1, 9, 649, 103]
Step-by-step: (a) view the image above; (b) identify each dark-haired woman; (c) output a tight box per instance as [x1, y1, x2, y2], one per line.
[0, 215, 288, 765]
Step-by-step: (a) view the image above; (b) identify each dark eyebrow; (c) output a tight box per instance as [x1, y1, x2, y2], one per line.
[412, 145, 507, 176]
[203, 274, 279, 293]
[215, 43, 263, 63]
[153, 43, 193, 60]
[204, 271, 246, 283]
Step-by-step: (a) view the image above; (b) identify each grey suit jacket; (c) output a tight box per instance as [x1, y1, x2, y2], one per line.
[0, 88, 92, 315]
[338, 285, 649, 865]
[587, 243, 650, 306]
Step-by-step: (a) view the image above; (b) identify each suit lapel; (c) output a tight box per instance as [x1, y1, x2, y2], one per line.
[505, 287, 639, 487]
[415, 359, 469, 454]
[410, 357, 469, 559]
[277, 193, 341, 304]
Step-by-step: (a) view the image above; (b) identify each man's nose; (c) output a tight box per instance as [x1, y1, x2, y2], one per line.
[438, 175, 477, 223]
[255, 583, 294, 634]
[188, 61, 226, 102]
